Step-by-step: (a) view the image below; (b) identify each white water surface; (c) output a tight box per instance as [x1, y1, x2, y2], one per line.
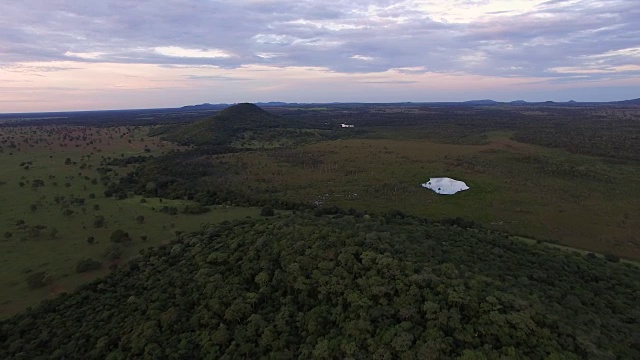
[421, 177, 469, 195]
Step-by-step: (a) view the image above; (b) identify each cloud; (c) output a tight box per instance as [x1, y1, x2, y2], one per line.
[550, 64, 640, 74]
[64, 51, 105, 60]
[0, 0, 639, 111]
[351, 55, 375, 61]
[2, 0, 638, 77]
[154, 46, 233, 59]
[184, 75, 250, 81]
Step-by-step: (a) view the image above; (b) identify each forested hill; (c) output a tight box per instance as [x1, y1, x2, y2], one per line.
[2, 214, 639, 359]
[161, 103, 286, 145]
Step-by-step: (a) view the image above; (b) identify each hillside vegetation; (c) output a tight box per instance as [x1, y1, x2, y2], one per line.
[1, 214, 639, 359]
[160, 103, 286, 146]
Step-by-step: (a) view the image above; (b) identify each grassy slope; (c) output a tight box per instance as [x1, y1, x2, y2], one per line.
[0, 126, 259, 317]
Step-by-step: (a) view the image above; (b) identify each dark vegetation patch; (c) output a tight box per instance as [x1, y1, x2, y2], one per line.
[1, 215, 638, 359]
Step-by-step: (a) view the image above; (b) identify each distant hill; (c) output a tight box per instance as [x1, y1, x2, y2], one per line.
[612, 98, 640, 105]
[462, 99, 499, 105]
[164, 103, 285, 145]
[180, 103, 231, 111]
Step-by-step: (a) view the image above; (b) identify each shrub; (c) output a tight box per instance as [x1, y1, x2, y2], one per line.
[104, 244, 123, 260]
[159, 206, 178, 215]
[110, 229, 131, 243]
[31, 179, 45, 188]
[48, 227, 59, 239]
[93, 215, 105, 228]
[182, 204, 210, 215]
[26, 271, 52, 289]
[260, 205, 275, 217]
[75, 258, 102, 273]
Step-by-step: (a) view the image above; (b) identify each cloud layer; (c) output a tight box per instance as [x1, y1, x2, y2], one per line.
[1, 0, 638, 111]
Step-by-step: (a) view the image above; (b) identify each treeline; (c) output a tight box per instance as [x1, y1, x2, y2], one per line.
[100, 150, 311, 211]
[1, 214, 638, 358]
[0, 108, 217, 127]
[277, 105, 640, 160]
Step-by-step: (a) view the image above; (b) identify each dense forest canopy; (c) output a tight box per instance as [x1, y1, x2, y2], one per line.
[2, 214, 639, 359]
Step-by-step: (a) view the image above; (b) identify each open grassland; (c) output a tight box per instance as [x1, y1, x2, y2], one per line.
[0, 125, 260, 317]
[220, 132, 639, 259]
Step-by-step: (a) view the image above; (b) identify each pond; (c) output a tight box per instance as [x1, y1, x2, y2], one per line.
[421, 177, 469, 195]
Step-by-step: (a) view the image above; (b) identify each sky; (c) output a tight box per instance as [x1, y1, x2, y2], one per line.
[1, 0, 639, 112]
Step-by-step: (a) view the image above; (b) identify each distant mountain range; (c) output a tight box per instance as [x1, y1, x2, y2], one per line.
[2, 98, 638, 119]
[182, 98, 640, 109]
[409, 98, 640, 106]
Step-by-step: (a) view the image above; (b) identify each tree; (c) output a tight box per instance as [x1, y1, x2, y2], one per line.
[93, 215, 105, 228]
[48, 227, 59, 239]
[31, 179, 45, 188]
[260, 205, 275, 217]
[110, 229, 131, 243]
[604, 253, 620, 263]
[136, 215, 145, 224]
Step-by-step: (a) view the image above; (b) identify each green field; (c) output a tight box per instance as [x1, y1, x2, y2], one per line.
[0, 125, 261, 317]
[218, 131, 639, 259]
